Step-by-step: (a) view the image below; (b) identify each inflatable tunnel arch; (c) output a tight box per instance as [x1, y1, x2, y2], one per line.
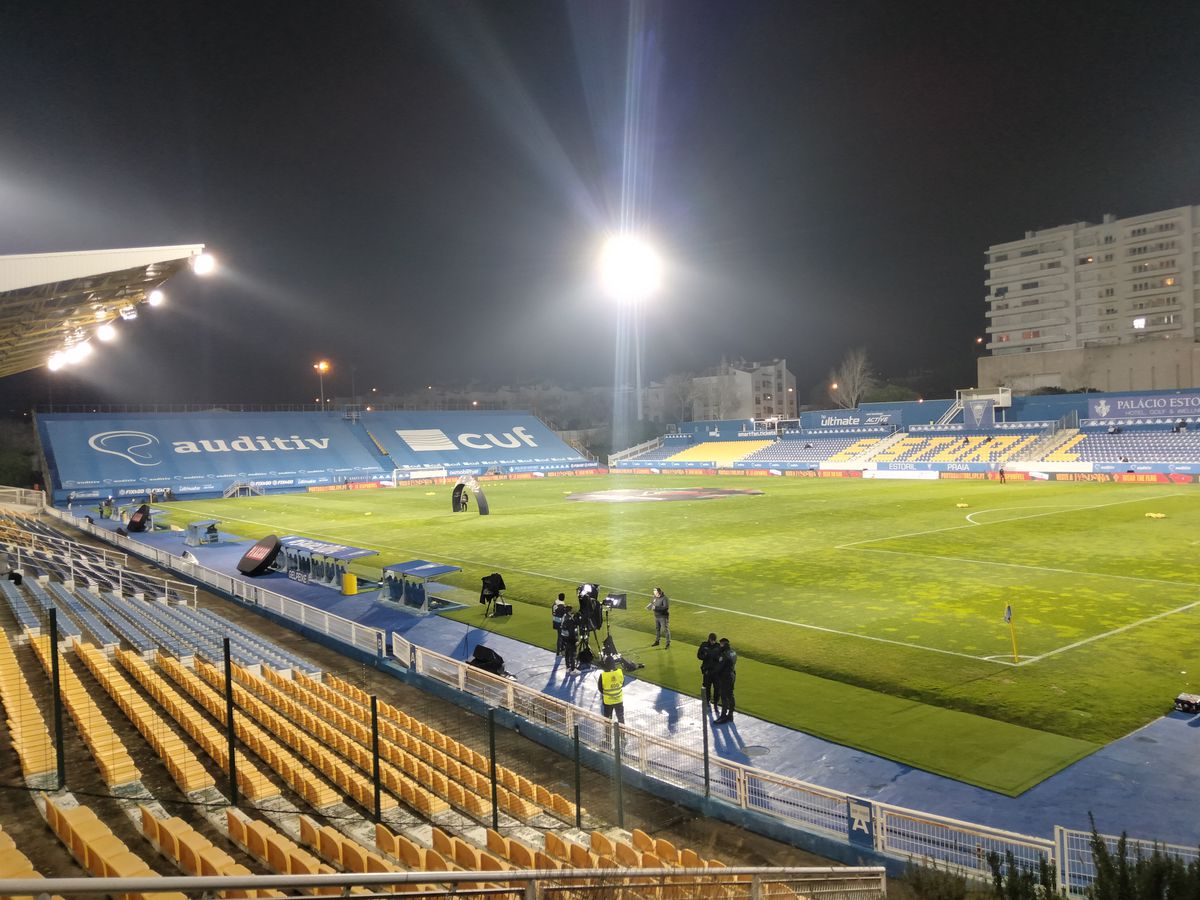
[452, 477, 489, 515]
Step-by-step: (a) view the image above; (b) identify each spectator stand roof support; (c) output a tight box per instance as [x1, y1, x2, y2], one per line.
[0, 244, 207, 378]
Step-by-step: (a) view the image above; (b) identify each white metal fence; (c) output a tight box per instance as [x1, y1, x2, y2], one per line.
[38, 505, 383, 656]
[1054, 826, 1200, 896]
[395, 636, 1187, 896]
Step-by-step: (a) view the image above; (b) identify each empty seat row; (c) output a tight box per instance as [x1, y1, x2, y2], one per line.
[317, 671, 576, 821]
[45, 797, 184, 899]
[0, 822, 49, 883]
[28, 635, 139, 788]
[139, 805, 281, 898]
[255, 667, 517, 821]
[188, 659, 398, 814]
[47, 583, 120, 646]
[156, 653, 339, 809]
[190, 606, 318, 674]
[73, 640, 215, 794]
[205, 661, 445, 817]
[116, 650, 278, 802]
[0, 577, 43, 633]
[0, 629, 56, 777]
[71, 593, 156, 653]
[225, 809, 344, 887]
[297, 815, 410, 887]
[666, 440, 776, 466]
[21, 580, 82, 639]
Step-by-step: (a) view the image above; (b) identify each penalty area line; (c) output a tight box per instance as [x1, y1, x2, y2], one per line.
[1017, 599, 1200, 666]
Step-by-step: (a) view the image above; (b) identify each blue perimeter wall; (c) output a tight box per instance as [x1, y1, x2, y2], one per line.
[37, 410, 589, 502]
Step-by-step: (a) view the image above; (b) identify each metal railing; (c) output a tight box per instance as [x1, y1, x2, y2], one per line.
[399, 639, 1060, 884]
[37, 507, 382, 652]
[1054, 826, 1200, 896]
[0, 866, 888, 900]
[0, 486, 46, 510]
[608, 436, 663, 465]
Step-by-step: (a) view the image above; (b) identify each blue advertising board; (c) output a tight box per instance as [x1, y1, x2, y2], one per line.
[366, 411, 587, 470]
[1089, 392, 1200, 420]
[38, 412, 386, 499]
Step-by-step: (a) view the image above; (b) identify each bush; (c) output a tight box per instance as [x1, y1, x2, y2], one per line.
[904, 858, 970, 900]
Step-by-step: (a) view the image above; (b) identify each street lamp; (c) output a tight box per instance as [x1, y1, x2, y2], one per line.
[313, 360, 330, 408]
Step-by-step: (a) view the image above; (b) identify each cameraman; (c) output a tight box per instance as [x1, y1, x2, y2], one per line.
[646, 587, 671, 648]
[551, 593, 567, 655]
[696, 632, 721, 706]
[559, 606, 580, 671]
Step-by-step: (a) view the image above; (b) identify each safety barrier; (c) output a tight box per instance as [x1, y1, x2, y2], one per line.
[0, 865, 888, 899]
[0, 487, 45, 510]
[1054, 826, 1200, 896]
[396, 637, 1163, 895]
[39, 506, 384, 658]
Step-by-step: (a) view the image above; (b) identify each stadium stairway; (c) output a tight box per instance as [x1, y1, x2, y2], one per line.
[347, 421, 394, 474]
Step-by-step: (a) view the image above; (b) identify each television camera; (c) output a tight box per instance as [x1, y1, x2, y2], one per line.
[573, 584, 641, 673]
[479, 572, 508, 617]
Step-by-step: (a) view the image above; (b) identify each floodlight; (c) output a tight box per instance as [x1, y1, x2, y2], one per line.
[191, 252, 217, 276]
[147, 289, 165, 306]
[119, 305, 138, 321]
[96, 323, 117, 342]
[599, 234, 662, 303]
[47, 353, 64, 371]
[65, 342, 93, 364]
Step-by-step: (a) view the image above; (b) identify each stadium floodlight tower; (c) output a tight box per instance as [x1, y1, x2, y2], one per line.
[313, 360, 330, 409]
[599, 233, 662, 426]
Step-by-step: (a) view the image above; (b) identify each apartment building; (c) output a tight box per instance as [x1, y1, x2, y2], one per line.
[978, 206, 1200, 391]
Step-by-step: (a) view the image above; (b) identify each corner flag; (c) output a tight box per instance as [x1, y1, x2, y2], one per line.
[1003, 604, 1018, 663]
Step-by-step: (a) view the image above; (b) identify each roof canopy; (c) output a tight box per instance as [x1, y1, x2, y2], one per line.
[0, 244, 205, 378]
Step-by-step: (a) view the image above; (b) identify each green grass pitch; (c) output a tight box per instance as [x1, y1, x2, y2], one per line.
[158, 475, 1200, 795]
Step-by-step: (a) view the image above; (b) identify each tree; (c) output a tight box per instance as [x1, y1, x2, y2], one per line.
[827, 347, 877, 409]
[864, 383, 921, 403]
[662, 374, 693, 424]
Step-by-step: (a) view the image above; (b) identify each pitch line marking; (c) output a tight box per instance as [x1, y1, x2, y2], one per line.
[848, 546, 1200, 589]
[1016, 599, 1200, 666]
[170, 491, 1192, 667]
[834, 491, 1184, 550]
[165, 506, 1016, 666]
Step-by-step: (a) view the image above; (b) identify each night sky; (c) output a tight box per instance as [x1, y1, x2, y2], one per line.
[3, 1, 1199, 409]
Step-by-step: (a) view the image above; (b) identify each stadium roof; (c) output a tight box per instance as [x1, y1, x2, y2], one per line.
[0, 244, 206, 378]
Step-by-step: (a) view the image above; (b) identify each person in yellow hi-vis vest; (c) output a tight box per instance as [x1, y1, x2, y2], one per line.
[598, 657, 625, 724]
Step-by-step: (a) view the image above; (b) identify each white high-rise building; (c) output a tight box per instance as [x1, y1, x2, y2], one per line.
[978, 205, 1200, 392]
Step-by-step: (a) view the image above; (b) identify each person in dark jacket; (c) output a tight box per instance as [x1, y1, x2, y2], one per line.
[551, 593, 567, 654]
[696, 632, 722, 707]
[558, 606, 580, 671]
[713, 637, 737, 724]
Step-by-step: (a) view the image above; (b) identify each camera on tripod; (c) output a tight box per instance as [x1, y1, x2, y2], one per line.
[577, 583, 602, 631]
[480, 573, 510, 617]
